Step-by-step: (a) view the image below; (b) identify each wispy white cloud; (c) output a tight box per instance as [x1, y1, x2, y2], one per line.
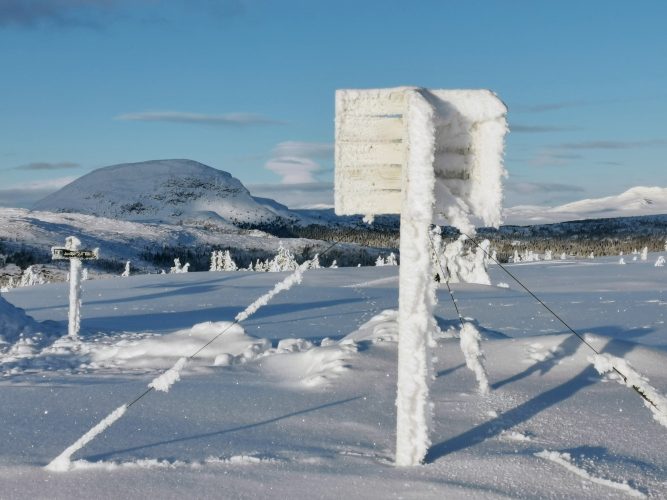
[0, 0, 245, 28]
[115, 111, 283, 126]
[513, 101, 585, 113]
[270, 141, 333, 159]
[510, 124, 577, 134]
[249, 181, 333, 210]
[529, 150, 583, 167]
[265, 157, 320, 184]
[0, 176, 77, 208]
[507, 181, 585, 195]
[554, 139, 667, 150]
[12, 161, 80, 171]
[264, 141, 333, 184]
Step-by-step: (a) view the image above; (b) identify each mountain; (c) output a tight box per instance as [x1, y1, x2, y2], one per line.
[33, 159, 298, 227]
[504, 186, 667, 225]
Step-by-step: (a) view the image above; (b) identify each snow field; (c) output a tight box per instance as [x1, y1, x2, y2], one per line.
[0, 260, 666, 498]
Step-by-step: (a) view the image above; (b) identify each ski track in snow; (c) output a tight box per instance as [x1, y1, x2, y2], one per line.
[535, 450, 646, 498]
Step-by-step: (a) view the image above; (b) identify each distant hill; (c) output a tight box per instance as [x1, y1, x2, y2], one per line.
[33, 159, 299, 227]
[505, 187, 667, 225]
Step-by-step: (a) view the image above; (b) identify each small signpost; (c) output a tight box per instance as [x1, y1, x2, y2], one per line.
[335, 87, 507, 466]
[52, 237, 99, 338]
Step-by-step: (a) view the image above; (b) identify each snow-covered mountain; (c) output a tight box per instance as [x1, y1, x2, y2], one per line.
[33, 159, 297, 226]
[505, 186, 667, 225]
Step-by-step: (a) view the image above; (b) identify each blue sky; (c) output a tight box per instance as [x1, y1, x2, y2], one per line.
[1, 0, 666, 210]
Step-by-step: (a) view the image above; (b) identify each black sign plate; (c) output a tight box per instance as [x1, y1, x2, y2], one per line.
[52, 248, 99, 260]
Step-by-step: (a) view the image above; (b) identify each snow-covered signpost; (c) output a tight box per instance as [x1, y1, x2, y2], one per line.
[52, 236, 99, 339]
[335, 87, 507, 466]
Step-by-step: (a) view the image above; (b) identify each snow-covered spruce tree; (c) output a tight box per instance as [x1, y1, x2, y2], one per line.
[589, 252, 595, 259]
[439, 235, 491, 285]
[469, 240, 492, 285]
[329, 260, 338, 269]
[221, 250, 237, 271]
[641, 246, 648, 261]
[375, 255, 385, 267]
[121, 261, 130, 277]
[544, 250, 553, 261]
[656, 256, 665, 267]
[19, 266, 45, 287]
[254, 259, 267, 272]
[310, 254, 320, 269]
[209, 251, 218, 272]
[385, 252, 398, 266]
[560, 252, 567, 260]
[619, 257, 626, 265]
[215, 250, 224, 271]
[269, 244, 298, 272]
[2, 276, 16, 292]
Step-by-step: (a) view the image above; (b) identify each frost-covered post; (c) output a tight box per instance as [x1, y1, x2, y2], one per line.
[335, 87, 507, 466]
[394, 90, 438, 466]
[51, 237, 99, 339]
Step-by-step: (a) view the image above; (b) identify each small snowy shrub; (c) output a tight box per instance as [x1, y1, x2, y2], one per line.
[169, 258, 190, 274]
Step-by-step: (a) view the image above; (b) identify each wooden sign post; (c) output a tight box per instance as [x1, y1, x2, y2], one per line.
[335, 87, 507, 466]
[52, 237, 99, 338]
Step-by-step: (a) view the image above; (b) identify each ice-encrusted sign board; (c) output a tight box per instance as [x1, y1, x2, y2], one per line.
[335, 87, 507, 232]
[335, 87, 507, 467]
[335, 88, 408, 215]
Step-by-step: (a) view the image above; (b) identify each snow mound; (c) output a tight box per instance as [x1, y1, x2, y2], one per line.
[33, 159, 296, 225]
[0, 295, 40, 346]
[261, 342, 358, 388]
[90, 321, 270, 370]
[343, 310, 398, 343]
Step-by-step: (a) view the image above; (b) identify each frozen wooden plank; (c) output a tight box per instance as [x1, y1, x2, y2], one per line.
[337, 141, 406, 167]
[335, 188, 402, 216]
[337, 115, 404, 143]
[336, 88, 408, 117]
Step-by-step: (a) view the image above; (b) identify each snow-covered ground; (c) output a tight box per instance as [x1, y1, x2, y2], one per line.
[1, 256, 666, 498]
